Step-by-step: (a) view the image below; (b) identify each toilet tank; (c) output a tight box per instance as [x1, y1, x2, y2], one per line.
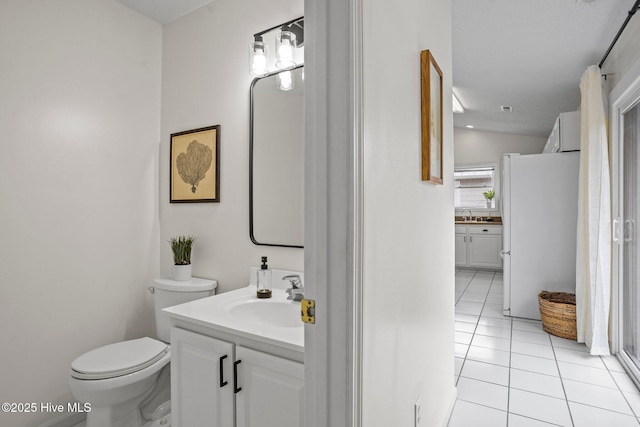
[152, 277, 217, 343]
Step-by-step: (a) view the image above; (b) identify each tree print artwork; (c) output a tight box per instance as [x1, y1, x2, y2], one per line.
[176, 140, 213, 193]
[170, 125, 220, 203]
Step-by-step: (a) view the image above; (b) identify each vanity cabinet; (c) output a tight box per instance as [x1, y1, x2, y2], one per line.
[235, 346, 304, 427]
[171, 327, 234, 426]
[455, 225, 503, 269]
[171, 327, 304, 427]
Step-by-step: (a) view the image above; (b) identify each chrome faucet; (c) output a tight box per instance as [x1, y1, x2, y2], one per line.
[283, 275, 304, 301]
[461, 208, 473, 221]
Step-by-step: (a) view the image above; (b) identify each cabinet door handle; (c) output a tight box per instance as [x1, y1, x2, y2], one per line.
[219, 355, 228, 388]
[483, 229, 488, 232]
[233, 360, 242, 393]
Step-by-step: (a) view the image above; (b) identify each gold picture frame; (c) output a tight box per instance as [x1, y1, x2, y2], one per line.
[421, 50, 443, 184]
[170, 125, 220, 203]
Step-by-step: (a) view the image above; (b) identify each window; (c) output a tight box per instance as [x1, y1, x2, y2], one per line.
[454, 165, 497, 210]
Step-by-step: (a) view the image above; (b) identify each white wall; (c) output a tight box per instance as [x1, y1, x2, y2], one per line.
[361, 0, 456, 424]
[0, 1, 162, 426]
[160, 0, 304, 294]
[454, 127, 546, 165]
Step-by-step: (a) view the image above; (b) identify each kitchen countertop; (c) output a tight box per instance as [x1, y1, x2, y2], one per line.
[455, 216, 503, 225]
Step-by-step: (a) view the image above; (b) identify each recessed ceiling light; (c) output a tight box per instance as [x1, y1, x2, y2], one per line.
[466, 125, 474, 129]
[500, 106, 513, 112]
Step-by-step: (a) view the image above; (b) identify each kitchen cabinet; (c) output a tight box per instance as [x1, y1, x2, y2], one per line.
[542, 111, 580, 153]
[455, 225, 503, 269]
[171, 327, 304, 427]
[455, 226, 468, 266]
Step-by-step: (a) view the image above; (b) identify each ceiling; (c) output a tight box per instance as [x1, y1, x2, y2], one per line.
[115, 0, 634, 138]
[453, 0, 632, 137]
[114, 0, 211, 24]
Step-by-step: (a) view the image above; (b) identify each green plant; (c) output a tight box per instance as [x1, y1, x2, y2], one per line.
[169, 235, 195, 265]
[483, 189, 495, 201]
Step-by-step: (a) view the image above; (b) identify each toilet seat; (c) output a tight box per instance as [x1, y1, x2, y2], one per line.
[71, 337, 169, 380]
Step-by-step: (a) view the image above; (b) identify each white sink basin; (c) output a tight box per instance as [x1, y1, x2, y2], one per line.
[163, 285, 305, 353]
[228, 299, 302, 328]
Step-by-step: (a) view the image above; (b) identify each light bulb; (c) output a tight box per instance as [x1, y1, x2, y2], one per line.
[250, 38, 267, 76]
[251, 50, 266, 76]
[277, 71, 294, 91]
[276, 30, 296, 69]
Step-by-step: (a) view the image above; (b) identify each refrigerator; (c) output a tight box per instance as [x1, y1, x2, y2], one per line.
[502, 152, 580, 320]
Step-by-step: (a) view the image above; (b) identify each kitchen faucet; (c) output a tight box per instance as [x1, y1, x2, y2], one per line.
[283, 275, 304, 301]
[461, 208, 473, 221]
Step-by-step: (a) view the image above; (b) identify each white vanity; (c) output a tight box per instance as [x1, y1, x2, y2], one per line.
[163, 269, 304, 427]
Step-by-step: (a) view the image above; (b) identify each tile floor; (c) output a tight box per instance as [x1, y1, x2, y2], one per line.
[449, 269, 640, 427]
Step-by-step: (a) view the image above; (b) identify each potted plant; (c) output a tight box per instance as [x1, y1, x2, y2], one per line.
[483, 189, 495, 208]
[169, 235, 195, 281]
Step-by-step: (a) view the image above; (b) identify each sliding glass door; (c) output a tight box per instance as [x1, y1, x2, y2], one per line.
[620, 102, 640, 375]
[613, 76, 640, 384]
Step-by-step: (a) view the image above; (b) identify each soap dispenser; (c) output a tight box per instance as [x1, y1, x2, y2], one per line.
[256, 256, 272, 299]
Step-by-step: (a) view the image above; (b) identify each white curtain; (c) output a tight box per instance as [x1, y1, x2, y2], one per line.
[576, 65, 611, 355]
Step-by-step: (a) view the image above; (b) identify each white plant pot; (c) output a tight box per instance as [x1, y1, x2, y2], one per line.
[173, 264, 192, 281]
[486, 200, 492, 208]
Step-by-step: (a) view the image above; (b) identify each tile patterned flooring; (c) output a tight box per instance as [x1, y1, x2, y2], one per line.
[449, 269, 640, 427]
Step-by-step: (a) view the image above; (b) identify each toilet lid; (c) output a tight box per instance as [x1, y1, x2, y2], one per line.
[71, 337, 169, 380]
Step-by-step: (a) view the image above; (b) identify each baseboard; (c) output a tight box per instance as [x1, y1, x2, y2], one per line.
[38, 412, 86, 427]
[438, 386, 458, 427]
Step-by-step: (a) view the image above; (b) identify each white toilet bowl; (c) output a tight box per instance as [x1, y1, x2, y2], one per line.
[69, 337, 170, 427]
[68, 278, 217, 427]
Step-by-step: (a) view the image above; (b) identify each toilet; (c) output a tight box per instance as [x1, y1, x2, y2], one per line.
[69, 277, 216, 427]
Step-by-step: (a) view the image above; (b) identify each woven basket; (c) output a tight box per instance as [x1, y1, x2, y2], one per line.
[538, 291, 577, 340]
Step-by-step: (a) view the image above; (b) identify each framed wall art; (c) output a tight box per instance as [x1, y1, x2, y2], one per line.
[170, 125, 220, 203]
[421, 50, 443, 185]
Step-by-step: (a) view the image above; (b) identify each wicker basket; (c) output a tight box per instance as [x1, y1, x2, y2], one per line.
[538, 291, 577, 340]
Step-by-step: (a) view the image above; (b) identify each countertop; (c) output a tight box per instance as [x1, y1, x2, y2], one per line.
[163, 285, 304, 355]
[455, 216, 503, 225]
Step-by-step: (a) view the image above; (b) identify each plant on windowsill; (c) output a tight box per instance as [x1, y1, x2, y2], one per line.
[483, 189, 495, 209]
[169, 235, 195, 281]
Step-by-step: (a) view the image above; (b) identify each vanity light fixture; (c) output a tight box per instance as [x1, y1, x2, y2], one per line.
[249, 17, 304, 78]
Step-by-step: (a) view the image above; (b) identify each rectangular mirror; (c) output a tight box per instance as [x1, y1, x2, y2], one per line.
[250, 65, 304, 248]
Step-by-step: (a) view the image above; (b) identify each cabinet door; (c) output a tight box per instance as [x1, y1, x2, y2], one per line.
[559, 111, 580, 151]
[548, 118, 560, 153]
[469, 234, 502, 268]
[171, 327, 234, 427]
[235, 346, 304, 427]
[455, 233, 468, 266]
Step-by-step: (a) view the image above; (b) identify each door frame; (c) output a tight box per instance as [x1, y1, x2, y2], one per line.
[610, 57, 640, 385]
[303, 0, 364, 426]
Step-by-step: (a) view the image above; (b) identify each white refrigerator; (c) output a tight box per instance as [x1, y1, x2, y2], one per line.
[502, 152, 580, 320]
